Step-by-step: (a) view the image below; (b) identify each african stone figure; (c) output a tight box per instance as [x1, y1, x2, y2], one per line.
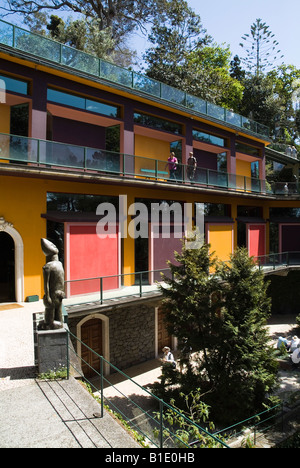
[38, 238, 65, 330]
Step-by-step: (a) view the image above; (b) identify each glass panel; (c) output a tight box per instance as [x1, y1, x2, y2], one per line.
[14, 26, 61, 62]
[134, 112, 183, 134]
[156, 160, 169, 180]
[208, 170, 228, 188]
[0, 133, 10, 160]
[207, 102, 225, 120]
[47, 88, 85, 109]
[100, 60, 133, 87]
[193, 130, 226, 147]
[61, 45, 99, 75]
[193, 167, 208, 185]
[9, 135, 30, 162]
[0, 134, 38, 163]
[133, 73, 160, 97]
[236, 142, 260, 157]
[186, 94, 207, 114]
[0, 20, 14, 47]
[85, 148, 120, 173]
[39, 140, 85, 168]
[161, 83, 186, 106]
[242, 117, 257, 133]
[217, 152, 227, 172]
[228, 173, 237, 190]
[235, 174, 245, 191]
[225, 110, 242, 127]
[241, 116, 251, 130]
[123, 153, 135, 175]
[0, 74, 28, 95]
[86, 99, 119, 118]
[135, 155, 156, 178]
[249, 177, 261, 193]
[257, 122, 269, 137]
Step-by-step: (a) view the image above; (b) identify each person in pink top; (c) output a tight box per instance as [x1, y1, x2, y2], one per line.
[166, 152, 178, 180]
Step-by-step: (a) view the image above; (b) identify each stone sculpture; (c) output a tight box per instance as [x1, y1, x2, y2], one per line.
[38, 238, 65, 330]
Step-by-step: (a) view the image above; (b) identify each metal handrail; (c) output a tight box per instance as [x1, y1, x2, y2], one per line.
[64, 267, 170, 304]
[66, 329, 229, 448]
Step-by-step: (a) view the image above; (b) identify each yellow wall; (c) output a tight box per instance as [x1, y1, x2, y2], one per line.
[134, 134, 169, 176]
[0, 104, 10, 133]
[207, 224, 233, 262]
[0, 174, 229, 299]
[236, 159, 252, 191]
[0, 176, 46, 298]
[3, 170, 300, 300]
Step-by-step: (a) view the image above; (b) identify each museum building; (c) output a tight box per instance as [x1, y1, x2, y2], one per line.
[1, 19, 300, 372]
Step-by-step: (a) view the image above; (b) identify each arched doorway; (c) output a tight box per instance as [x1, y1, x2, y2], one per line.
[77, 314, 110, 377]
[81, 318, 103, 378]
[0, 231, 15, 302]
[156, 306, 173, 357]
[0, 217, 24, 303]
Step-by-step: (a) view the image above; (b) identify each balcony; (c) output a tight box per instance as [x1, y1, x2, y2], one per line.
[0, 19, 270, 140]
[0, 132, 275, 196]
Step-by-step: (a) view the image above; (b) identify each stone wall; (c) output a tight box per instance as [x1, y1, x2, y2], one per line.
[68, 299, 158, 371]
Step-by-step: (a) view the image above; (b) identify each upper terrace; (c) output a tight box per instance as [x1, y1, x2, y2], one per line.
[0, 19, 270, 140]
[0, 132, 299, 198]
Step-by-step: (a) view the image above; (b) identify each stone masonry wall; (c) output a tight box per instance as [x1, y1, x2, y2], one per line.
[68, 301, 157, 371]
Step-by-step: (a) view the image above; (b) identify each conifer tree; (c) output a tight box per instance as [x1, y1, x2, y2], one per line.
[213, 248, 278, 422]
[158, 245, 278, 424]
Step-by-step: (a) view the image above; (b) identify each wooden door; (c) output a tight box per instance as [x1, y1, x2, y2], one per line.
[81, 319, 103, 378]
[157, 307, 172, 356]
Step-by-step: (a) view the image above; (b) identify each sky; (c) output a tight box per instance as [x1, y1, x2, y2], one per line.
[132, 0, 300, 70]
[187, 0, 300, 68]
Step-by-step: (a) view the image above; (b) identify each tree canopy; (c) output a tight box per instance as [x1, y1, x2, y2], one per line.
[143, 0, 243, 110]
[239, 18, 284, 76]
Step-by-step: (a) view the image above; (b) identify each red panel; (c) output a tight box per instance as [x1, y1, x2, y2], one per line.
[152, 225, 183, 281]
[248, 224, 265, 259]
[68, 224, 119, 296]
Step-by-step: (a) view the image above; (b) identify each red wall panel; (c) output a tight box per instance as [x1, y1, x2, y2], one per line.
[248, 224, 266, 259]
[67, 224, 119, 296]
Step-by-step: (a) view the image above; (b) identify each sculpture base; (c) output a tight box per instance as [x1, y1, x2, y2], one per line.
[36, 326, 68, 375]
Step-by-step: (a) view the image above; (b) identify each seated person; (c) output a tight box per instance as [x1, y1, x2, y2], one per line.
[291, 347, 300, 367]
[277, 336, 289, 350]
[162, 346, 176, 369]
[290, 336, 300, 353]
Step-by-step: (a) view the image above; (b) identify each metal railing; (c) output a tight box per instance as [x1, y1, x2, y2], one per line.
[0, 18, 269, 139]
[63, 252, 300, 307]
[66, 329, 229, 448]
[64, 268, 170, 304]
[256, 251, 300, 271]
[211, 404, 283, 447]
[0, 132, 271, 194]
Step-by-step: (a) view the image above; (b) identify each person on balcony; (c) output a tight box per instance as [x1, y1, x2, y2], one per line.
[166, 152, 178, 180]
[187, 152, 197, 181]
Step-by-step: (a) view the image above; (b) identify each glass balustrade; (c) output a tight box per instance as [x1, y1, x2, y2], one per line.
[0, 19, 270, 139]
[0, 132, 279, 195]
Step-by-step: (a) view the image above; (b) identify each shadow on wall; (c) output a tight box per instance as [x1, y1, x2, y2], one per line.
[267, 271, 300, 315]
